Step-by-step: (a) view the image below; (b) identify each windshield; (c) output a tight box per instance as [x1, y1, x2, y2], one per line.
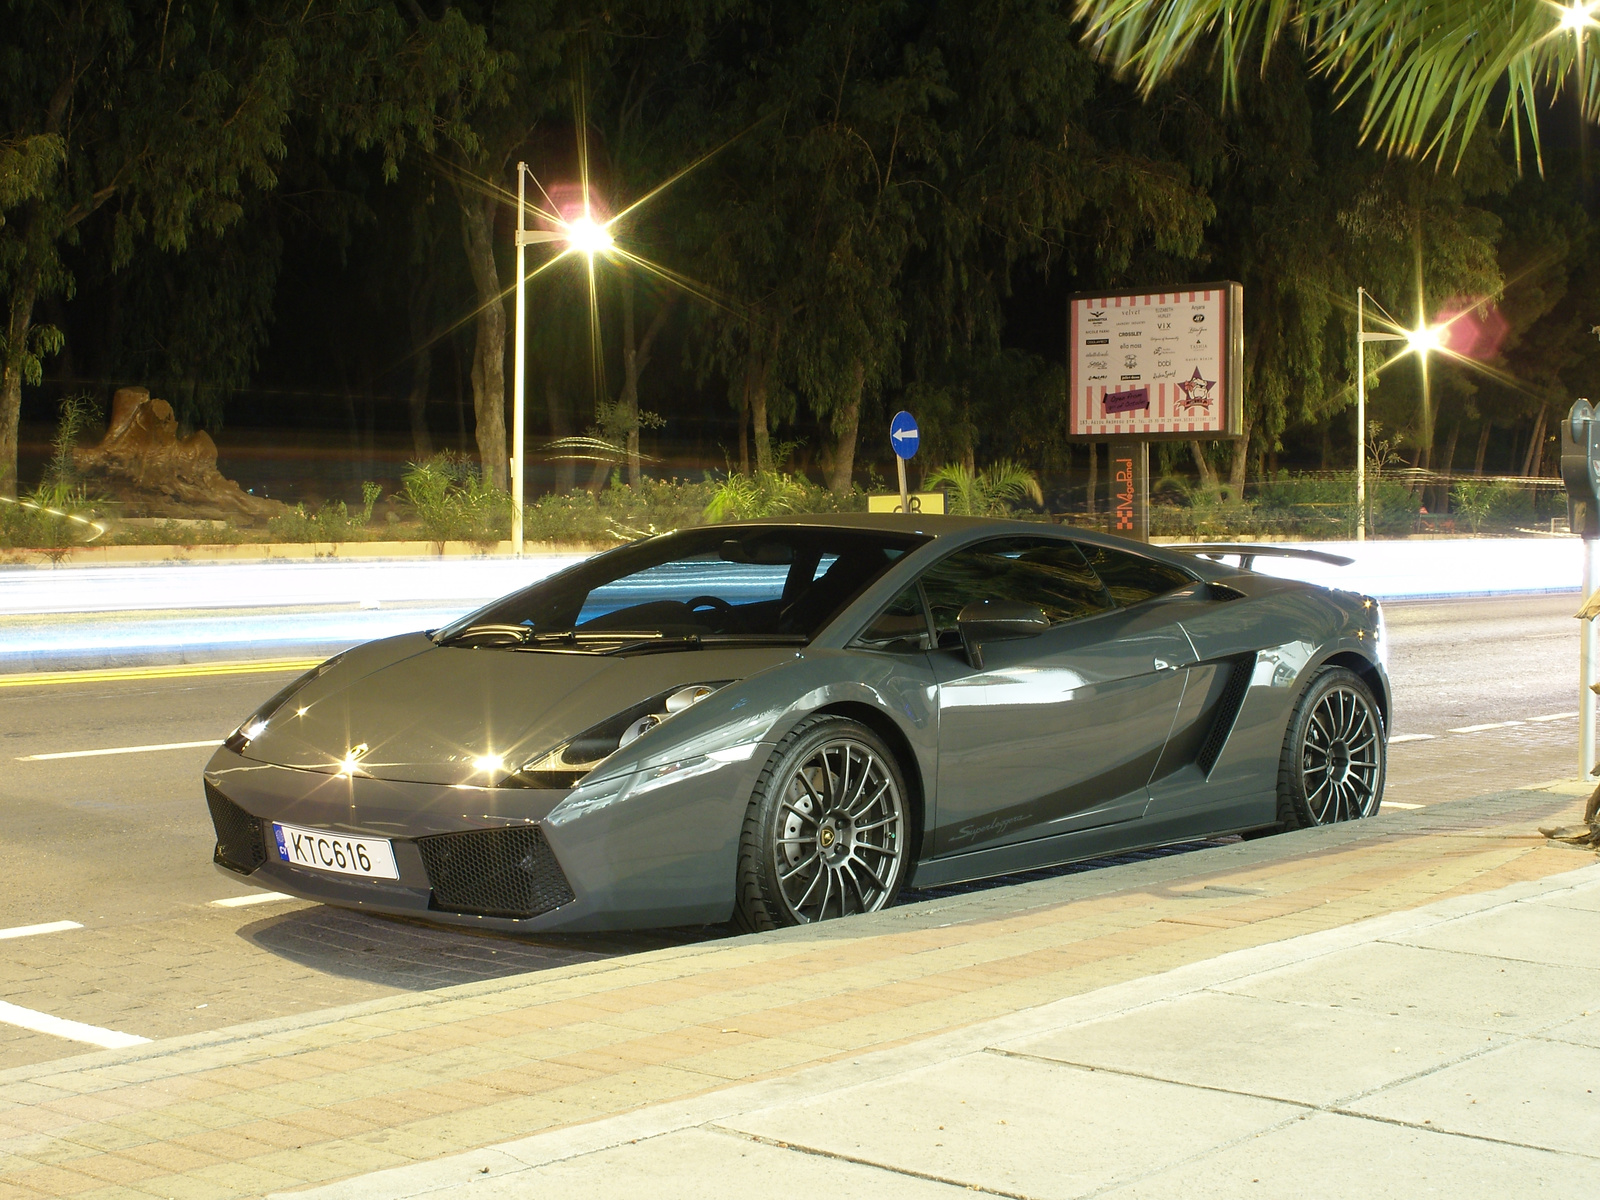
[436, 526, 928, 650]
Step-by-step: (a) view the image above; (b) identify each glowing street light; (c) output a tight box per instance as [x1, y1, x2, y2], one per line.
[1556, 1, 1599, 34]
[509, 163, 621, 555]
[1355, 289, 1445, 541]
[1404, 324, 1446, 355]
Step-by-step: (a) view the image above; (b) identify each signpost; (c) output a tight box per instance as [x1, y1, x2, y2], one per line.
[890, 410, 919, 515]
[1067, 282, 1244, 541]
[1562, 399, 1600, 784]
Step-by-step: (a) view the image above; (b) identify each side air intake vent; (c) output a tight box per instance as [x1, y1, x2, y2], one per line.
[206, 782, 268, 873]
[417, 826, 575, 919]
[1197, 659, 1253, 776]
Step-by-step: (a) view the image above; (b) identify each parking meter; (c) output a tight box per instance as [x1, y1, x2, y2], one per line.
[1563, 398, 1600, 540]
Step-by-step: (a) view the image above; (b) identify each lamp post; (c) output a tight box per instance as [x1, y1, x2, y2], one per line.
[1355, 287, 1441, 540]
[509, 162, 593, 557]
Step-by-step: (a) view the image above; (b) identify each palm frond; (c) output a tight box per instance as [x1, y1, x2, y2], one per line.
[1074, 0, 1600, 170]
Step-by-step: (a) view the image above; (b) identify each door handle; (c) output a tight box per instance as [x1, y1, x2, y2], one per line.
[1153, 658, 1180, 672]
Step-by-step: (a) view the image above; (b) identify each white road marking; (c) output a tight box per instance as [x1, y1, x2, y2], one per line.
[209, 892, 295, 908]
[1383, 801, 1425, 810]
[1529, 712, 1579, 722]
[1388, 734, 1437, 744]
[0, 1000, 149, 1049]
[16, 739, 220, 762]
[1447, 721, 1526, 734]
[0, 920, 82, 940]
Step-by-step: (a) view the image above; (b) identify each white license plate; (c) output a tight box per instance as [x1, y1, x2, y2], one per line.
[272, 822, 398, 880]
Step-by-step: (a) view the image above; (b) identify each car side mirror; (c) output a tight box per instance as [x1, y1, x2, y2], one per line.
[956, 600, 1050, 670]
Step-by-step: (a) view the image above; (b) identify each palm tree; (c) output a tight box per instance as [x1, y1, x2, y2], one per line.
[924, 461, 1044, 516]
[1074, 0, 1600, 169]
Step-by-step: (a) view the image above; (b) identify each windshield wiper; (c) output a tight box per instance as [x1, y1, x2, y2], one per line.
[597, 633, 809, 656]
[435, 623, 533, 647]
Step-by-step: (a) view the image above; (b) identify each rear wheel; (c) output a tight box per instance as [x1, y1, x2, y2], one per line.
[733, 715, 910, 931]
[1275, 666, 1386, 830]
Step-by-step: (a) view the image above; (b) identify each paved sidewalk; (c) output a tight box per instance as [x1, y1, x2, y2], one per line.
[299, 849, 1600, 1200]
[0, 782, 1594, 1199]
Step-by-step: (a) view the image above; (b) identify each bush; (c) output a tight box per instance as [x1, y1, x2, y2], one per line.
[400, 454, 511, 550]
[703, 470, 853, 521]
[923, 461, 1042, 517]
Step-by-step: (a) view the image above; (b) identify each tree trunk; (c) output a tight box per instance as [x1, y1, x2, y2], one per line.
[1436, 422, 1459, 512]
[0, 277, 39, 499]
[545, 379, 575, 492]
[737, 361, 750, 475]
[456, 188, 508, 489]
[1189, 441, 1217, 489]
[616, 276, 669, 486]
[826, 361, 864, 494]
[1474, 422, 1491, 475]
[749, 324, 778, 473]
[1227, 422, 1250, 495]
[1522, 404, 1549, 476]
[406, 345, 433, 461]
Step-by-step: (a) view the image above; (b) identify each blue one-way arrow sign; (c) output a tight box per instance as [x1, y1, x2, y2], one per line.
[889, 411, 919, 460]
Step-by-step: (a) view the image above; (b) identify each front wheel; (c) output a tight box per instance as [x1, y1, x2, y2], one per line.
[733, 715, 911, 931]
[1275, 666, 1386, 830]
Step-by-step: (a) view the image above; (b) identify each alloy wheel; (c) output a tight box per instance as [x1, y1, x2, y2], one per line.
[772, 737, 904, 923]
[1299, 683, 1382, 824]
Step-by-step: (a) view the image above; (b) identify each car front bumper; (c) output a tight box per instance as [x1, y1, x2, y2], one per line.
[203, 742, 770, 932]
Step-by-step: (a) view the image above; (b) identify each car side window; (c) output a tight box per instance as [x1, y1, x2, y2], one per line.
[919, 538, 1115, 646]
[854, 584, 930, 652]
[1076, 543, 1196, 608]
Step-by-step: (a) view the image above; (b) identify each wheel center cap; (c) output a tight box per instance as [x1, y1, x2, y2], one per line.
[819, 826, 836, 849]
[1328, 740, 1351, 782]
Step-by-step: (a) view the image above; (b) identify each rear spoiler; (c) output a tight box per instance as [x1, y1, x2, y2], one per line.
[1168, 543, 1355, 570]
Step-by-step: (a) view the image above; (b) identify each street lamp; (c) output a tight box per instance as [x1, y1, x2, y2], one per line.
[509, 162, 617, 557]
[1355, 287, 1444, 541]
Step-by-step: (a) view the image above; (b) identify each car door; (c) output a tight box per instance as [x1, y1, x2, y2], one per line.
[925, 537, 1193, 857]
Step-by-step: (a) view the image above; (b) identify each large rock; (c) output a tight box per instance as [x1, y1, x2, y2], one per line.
[73, 388, 288, 524]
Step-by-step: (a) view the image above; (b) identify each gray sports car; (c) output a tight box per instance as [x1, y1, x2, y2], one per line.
[203, 515, 1389, 932]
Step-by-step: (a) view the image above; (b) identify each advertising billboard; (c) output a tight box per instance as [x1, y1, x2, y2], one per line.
[1068, 282, 1244, 440]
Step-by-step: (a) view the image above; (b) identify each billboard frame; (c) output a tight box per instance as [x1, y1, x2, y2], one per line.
[1065, 280, 1244, 442]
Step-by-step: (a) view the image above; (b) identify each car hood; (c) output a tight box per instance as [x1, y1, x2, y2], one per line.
[240, 637, 798, 786]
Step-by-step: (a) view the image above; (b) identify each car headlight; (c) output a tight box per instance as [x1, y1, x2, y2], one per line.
[223, 652, 349, 754]
[505, 681, 735, 789]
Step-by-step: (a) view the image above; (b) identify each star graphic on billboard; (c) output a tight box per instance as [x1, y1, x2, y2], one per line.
[1176, 367, 1216, 412]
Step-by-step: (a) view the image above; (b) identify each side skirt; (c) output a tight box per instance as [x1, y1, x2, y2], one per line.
[906, 797, 1266, 891]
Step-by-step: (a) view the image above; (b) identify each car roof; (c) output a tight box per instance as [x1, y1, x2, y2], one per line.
[703, 513, 1204, 564]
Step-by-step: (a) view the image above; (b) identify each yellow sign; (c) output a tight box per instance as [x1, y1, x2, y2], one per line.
[867, 492, 946, 515]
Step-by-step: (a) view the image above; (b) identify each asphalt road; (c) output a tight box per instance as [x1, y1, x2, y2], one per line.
[0, 592, 1583, 1071]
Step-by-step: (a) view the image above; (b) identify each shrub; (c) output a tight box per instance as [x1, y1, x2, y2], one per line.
[400, 454, 511, 550]
[923, 460, 1042, 516]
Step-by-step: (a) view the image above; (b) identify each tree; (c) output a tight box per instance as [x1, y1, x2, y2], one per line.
[1074, 0, 1600, 170]
[0, 0, 495, 496]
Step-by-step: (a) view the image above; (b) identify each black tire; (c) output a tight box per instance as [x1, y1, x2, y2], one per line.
[733, 715, 911, 932]
[1274, 666, 1386, 831]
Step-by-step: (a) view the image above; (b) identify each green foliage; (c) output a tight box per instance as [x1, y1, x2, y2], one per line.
[266, 500, 375, 543]
[703, 470, 851, 522]
[1450, 480, 1496, 534]
[400, 453, 510, 549]
[1075, 0, 1593, 170]
[924, 461, 1043, 517]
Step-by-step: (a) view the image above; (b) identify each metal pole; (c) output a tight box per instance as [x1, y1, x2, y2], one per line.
[512, 162, 527, 558]
[1584, 539, 1599, 781]
[1356, 287, 1366, 542]
[896, 455, 909, 513]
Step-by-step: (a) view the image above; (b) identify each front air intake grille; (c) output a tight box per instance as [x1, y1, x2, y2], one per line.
[206, 782, 267, 873]
[417, 826, 575, 919]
